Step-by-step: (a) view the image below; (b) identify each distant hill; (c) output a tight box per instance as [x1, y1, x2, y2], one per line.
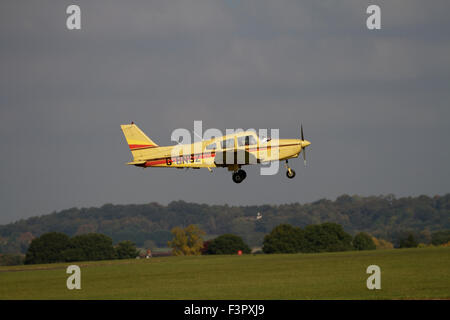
[1, 194, 449, 254]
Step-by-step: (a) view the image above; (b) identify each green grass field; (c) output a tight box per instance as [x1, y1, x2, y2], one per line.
[1, 247, 449, 299]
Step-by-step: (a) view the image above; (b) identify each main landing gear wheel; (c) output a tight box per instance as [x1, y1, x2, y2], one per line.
[238, 169, 246, 180]
[232, 169, 247, 183]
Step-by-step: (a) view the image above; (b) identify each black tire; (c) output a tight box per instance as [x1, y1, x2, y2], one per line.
[286, 170, 296, 179]
[237, 169, 247, 180]
[232, 172, 243, 183]
[232, 170, 247, 183]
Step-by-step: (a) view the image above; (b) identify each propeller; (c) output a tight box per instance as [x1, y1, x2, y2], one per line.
[301, 124, 307, 166]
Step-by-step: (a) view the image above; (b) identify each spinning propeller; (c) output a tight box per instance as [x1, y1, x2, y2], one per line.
[300, 124, 310, 166]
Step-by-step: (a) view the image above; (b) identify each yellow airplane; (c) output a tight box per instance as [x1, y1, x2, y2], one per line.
[120, 122, 311, 183]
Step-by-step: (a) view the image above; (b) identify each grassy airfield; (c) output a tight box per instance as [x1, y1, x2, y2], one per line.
[1, 247, 449, 300]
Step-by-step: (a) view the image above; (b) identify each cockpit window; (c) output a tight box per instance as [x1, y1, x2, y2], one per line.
[205, 142, 216, 150]
[221, 138, 235, 149]
[238, 135, 257, 147]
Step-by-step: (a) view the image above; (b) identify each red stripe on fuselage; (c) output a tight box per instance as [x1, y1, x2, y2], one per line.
[129, 144, 158, 150]
[142, 143, 298, 167]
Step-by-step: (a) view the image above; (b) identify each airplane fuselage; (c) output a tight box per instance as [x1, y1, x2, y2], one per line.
[121, 124, 311, 183]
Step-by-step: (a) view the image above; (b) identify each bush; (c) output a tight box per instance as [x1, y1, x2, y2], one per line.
[371, 236, 394, 250]
[431, 230, 450, 246]
[25, 232, 71, 264]
[399, 233, 418, 248]
[303, 223, 353, 253]
[115, 240, 139, 259]
[353, 232, 376, 250]
[205, 234, 251, 255]
[263, 223, 354, 254]
[62, 247, 86, 262]
[63, 233, 116, 261]
[263, 224, 304, 254]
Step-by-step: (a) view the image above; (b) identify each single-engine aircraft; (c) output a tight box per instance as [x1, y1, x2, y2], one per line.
[120, 123, 311, 183]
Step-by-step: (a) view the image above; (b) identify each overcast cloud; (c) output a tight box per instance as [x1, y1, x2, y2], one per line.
[1, 0, 449, 224]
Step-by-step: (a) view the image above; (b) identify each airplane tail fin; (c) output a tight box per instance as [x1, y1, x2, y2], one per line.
[120, 123, 159, 161]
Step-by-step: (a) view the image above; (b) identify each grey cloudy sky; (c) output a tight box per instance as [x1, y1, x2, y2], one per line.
[1, 0, 449, 224]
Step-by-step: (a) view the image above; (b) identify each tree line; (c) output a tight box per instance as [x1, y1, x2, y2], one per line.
[1, 193, 449, 254]
[167, 223, 449, 256]
[4, 222, 448, 265]
[262, 223, 375, 253]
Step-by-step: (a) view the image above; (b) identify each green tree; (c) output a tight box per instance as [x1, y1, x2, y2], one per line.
[353, 232, 376, 250]
[168, 225, 205, 256]
[303, 223, 353, 253]
[431, 230, 450, 246]
[115, 240, 139, 259]
[24, 232, 70, 264]
[63, 233, 116, 262]
[205, 234, 251, 255]
[399, 233, 418, 248]
[263, 224, 304, 254]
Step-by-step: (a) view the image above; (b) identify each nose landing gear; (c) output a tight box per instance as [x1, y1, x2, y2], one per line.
[285, 160, 296, 179]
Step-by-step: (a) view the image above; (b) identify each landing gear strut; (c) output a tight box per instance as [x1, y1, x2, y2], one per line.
[232, 169, 247, 183]
[285, 160, 296, 179]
